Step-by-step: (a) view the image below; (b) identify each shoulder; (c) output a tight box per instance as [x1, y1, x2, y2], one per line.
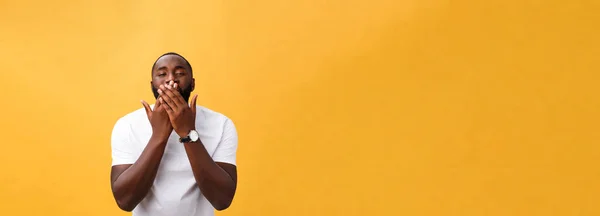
[112, 106, 149, 129]
[196, 105, 235, 125]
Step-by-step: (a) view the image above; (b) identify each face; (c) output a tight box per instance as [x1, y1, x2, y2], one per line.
[151, 54, 195, 102]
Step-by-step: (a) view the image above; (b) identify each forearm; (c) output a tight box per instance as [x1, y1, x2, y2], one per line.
[183, 141, 236, 210]
[112, 135, 168, 211]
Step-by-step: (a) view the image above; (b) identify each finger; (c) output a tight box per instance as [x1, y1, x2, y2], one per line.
[160, 96, 175, 116]
[161, 84, 184, 108]
[141, 100, 152, 118]
[165, 83, 186, 105]
[155, 96, 161, 108]
[157, 97, 170, 112]
[167, 80, 176, 91]
[190, 94, 198, 113]
[158, 88, 178, 111]
[172, 83, 185, 105]
[157, 97, 164, 109]
[158, 86, 178, 108]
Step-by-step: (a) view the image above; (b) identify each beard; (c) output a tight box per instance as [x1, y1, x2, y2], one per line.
[152, 84, 193, 102]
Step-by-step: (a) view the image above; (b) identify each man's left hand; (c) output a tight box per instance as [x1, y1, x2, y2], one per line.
[158, 81, 198, 138]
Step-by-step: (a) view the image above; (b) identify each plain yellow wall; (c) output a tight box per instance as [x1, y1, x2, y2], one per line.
[1, 0, 599, 215]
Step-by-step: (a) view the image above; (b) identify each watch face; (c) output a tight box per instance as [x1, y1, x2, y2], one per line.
[190, 130, 199, 141]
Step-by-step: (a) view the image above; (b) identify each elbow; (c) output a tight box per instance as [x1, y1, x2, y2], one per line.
[116, 198, 136, 212]
[214, 199, 233, 211]
[215, 204, 231, 211]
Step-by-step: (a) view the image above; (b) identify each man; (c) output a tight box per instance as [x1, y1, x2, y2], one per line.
[110, 52, 238, 216]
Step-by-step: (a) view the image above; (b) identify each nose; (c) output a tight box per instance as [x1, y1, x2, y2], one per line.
[166, 73, 175, 81]
[164, 74, 179, 86]
[164, 73, 177, 82]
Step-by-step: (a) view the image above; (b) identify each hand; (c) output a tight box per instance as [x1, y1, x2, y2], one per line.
[158, 81, 198, 138]
[141, 96, 173, 140]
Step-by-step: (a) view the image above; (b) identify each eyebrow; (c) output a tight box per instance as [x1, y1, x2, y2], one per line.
[156, 66, 168, 71]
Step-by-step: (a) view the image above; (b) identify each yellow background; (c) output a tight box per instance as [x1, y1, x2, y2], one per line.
[1, 0, 599, 215]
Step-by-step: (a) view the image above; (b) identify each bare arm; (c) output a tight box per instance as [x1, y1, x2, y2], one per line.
[110, 135, 169, 211]
[183, 141, 238, 210]
[158, 83, 238, 211]
[110, 99, 173, 212]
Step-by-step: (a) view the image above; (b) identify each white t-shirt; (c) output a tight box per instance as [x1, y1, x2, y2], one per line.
[111, 104, 238, 216]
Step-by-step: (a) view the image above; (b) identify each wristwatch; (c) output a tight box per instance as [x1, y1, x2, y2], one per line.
[179, 130, 199, 143]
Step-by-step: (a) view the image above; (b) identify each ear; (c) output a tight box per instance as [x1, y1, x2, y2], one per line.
[191, 78, 196, 92]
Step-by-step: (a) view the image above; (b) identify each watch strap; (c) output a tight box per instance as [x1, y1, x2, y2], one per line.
[179, 136, 192, 143]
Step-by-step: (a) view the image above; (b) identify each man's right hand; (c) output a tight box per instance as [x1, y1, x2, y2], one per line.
[141, 97, 173, 140]
[112, 96, 174, 212]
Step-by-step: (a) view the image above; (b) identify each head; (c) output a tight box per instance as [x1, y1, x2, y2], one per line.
[151, 52, 195, 102]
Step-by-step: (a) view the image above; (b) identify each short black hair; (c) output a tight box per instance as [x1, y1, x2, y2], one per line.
[151, 52, 193, 76]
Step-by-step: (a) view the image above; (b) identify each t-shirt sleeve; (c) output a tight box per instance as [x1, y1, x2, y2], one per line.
[111, 118, 137, 166]
[212, 118, 238, 165]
